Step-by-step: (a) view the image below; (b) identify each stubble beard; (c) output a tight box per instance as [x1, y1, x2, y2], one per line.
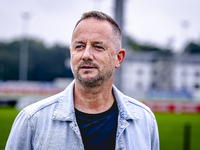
[76, 72, 104, 87]
[73, 62, 114, 87]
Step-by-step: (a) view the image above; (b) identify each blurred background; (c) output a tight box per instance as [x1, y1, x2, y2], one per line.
[0, 0, 200, 149]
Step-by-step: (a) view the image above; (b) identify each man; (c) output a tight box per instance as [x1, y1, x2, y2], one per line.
[6, 11, 159, 150]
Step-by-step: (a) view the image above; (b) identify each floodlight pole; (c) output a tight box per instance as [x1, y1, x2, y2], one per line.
[19, 12, 30, 81]
[114, 0, 125, 91]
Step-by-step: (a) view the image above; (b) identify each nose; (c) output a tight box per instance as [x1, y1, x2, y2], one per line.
[82, 46, 93, 61]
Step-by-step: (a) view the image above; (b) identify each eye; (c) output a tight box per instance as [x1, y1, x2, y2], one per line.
[75, 45, 84, 50]
[94, 45, 104, 50]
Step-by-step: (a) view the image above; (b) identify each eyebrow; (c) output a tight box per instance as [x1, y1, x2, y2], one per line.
[73, 41, 105, 45]
[93, 41, 104, 45]
[74, 41, 84, 44]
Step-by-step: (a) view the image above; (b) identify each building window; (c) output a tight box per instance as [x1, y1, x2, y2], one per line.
[181, 84, 188, 91]
[136, 69, 143, 75]
[195, 71, 200, 77]
[182, 70, 187, 77]
[152, 70, 157, 76]
[151, 82, 157, 90]
[136, 81, 143, 90]
[194, 84, 199, 89]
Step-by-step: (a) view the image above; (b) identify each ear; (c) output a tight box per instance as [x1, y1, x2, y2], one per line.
[115, 49, 126, 68]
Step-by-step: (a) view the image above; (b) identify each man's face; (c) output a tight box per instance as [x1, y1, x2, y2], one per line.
[70, 18, 118, 87]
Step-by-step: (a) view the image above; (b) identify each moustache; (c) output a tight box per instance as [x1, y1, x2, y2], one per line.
[77, 61, 99, 69]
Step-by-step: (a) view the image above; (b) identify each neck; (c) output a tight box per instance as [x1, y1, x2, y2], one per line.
[74, 79, 114, 114]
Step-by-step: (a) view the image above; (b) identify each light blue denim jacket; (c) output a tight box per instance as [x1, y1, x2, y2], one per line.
[6, 81, 159, 150]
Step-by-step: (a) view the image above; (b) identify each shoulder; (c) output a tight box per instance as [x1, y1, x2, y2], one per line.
[22, 81, 75, 119]
[112, 85, 155, 119]
[23, 91, 63, 119]
[124, 95, 155, 118]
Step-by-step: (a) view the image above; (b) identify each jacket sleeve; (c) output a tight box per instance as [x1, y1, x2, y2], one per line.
[151, 117, 160, 150]
[5, 109, 32, 150]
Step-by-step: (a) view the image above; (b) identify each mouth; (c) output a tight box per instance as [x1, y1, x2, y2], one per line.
[80, 65, 97, 70]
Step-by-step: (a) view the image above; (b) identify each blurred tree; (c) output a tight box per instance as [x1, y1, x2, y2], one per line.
[0, 38, 73, 81]
[0, 41, 20, 80]
[183, 42, 200, 54]
[126, 36, 173, 55]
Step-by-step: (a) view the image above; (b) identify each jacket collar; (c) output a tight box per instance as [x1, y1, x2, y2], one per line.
[112, 85, 141, 121]
[51, 80, 75, 121]
[52, 80, 140, 121]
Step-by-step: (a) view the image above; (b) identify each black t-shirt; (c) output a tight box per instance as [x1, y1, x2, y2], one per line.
[75, 100, 118, 150]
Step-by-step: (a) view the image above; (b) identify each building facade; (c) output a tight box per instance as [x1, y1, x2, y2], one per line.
[120, 51, 200, 101]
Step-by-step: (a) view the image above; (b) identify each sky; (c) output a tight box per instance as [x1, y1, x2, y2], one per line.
[0, 0, 200, 53]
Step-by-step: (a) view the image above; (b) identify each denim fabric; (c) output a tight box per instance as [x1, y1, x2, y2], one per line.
[6, 80, 159, 150]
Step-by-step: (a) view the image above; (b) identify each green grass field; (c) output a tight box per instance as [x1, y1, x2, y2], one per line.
[0, 107, 200, 150]
[0, 107, 19, 149]
[155, 113, 200, 150]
